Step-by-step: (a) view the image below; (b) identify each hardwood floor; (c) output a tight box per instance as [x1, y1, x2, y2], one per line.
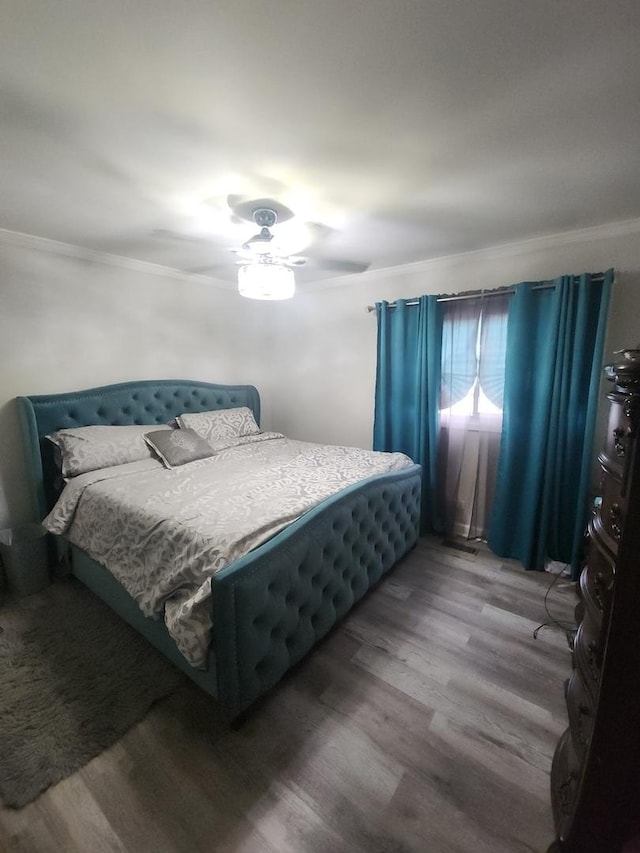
[0, 537, 576, 853]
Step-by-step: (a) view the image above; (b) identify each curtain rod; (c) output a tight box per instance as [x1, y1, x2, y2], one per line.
[365, 273, 606, 312]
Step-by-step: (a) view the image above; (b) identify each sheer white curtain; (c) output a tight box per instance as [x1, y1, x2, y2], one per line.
[438, 294, 509, 539]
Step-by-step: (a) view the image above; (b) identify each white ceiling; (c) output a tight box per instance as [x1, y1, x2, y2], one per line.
[2, 0, 640, 287]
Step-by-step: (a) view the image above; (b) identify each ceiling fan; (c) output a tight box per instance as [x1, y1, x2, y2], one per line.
[236, 204, 294, 259]
[155, 195, 370, 278]
[228, 197, 370, 275]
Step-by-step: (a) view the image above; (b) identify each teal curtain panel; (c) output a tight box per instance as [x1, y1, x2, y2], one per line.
[373, 297, 443, 532]
[488, 270, 613, 576]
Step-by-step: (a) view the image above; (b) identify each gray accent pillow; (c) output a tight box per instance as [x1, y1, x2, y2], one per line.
[177, 406, 260, 442]
[47, 425, 161, 478]
[143, 428, 216, 468]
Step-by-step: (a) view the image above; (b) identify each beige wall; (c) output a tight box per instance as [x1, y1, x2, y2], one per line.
[0, 235, 277, 528]
[2, 219, 639, 530]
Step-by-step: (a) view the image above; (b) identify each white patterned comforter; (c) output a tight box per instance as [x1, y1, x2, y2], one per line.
[44, 433, 413, 667]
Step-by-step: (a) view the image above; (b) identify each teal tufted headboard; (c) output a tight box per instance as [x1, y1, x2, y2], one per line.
[17, 379, 260, 519]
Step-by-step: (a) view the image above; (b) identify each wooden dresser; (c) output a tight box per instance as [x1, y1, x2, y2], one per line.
[548, 349, 640, 853]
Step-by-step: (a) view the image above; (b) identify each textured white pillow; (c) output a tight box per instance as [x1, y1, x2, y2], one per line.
[177, 407, 260, 442]
[47, 425, 161, 478]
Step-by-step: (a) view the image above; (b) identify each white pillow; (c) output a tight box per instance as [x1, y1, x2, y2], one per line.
[47, 425, 162, 478]
[177, 407, 260, 442]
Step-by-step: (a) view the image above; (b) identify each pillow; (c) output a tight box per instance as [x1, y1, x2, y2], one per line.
[47, 424, 162, 478]
[143, 428, 216, 469]
[177, 406, 260, 442]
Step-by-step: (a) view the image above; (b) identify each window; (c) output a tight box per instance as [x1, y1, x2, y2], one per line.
[446, 378, 503, 416]
[438, 293, 509, 538]
[439, 294, 509, 424]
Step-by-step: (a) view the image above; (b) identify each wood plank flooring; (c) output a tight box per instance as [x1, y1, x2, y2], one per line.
[0, 537, 576, 853]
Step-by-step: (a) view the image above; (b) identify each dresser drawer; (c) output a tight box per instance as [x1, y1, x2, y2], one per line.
[600, 391, 631, 473]
[599, 487, 625, 545]
[578, 563, 606, 627]
[574, 614, 603, 703]
[551, 727, 583, 839]
[582, 528, 615, 615]
[599, 465, 626, 546]
[566, 670, 596, 760]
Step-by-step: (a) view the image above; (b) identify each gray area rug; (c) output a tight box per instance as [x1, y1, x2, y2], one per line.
[0, 576, 186, 808]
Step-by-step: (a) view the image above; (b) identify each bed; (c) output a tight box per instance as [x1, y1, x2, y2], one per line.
[17, 379, 421, 719]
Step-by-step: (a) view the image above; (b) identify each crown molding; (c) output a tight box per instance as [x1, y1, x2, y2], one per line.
[306, 217, 640, 293]
[0, 227, 234, 289]
[2, 216, 640, 295]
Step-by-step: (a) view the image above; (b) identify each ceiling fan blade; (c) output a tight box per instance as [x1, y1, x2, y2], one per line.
[185, 262, 233, 277]
[312, 258, 370, 274]
[152, 228, 212, 243]
[226, 194, 245, 210]
[305, 221, 334, 241]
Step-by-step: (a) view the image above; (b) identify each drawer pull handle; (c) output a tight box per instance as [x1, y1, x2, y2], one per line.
[609, 503, 623, 539]
[586, 640, 601, 682]
[576, 704, 592, 747]
[559, 771, 580, 809]
[613, 427, 627, 457]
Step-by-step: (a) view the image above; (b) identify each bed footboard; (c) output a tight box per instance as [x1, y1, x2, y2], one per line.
[212, 464, 421, 717]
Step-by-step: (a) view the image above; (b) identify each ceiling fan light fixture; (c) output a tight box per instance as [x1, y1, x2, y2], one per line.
[238, 262, 295, 300]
